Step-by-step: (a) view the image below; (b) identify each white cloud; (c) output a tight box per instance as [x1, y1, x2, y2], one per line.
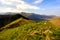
[34, 0, 43, 4]
[0, 7, 23, 12]
[0, 0, 40, 12]
[17, 4, 39, 10]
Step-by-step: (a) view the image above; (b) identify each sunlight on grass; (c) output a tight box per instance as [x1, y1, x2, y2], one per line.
[0, 20, 60, 40]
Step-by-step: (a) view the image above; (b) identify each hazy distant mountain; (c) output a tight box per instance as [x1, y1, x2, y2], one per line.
[0, 12, 56, 20]
[20, 12, 56, 21]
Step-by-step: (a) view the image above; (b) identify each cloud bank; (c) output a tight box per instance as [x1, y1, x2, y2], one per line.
[0, 0, 40, 12]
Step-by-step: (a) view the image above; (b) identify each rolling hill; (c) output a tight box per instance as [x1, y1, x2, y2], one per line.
[0, 20, 60, 40]
[0, 12, 60, 40]
[0, 12, 56, 28]
[0, 17, 35, 31]
[0, 14, 29, 27]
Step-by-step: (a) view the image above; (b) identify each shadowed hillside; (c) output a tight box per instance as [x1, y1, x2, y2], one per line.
[0, 17, 35, 31]
[0, 14, 29, 27]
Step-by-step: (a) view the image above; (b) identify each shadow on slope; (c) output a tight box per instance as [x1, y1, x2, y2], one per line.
[0, 14, 29, 28]
[0, 17, 35, 31]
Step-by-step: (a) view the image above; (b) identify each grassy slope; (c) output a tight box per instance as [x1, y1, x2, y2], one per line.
[0, 20, 60, 40]
[49, 17, 60, 27]
[0, 18, 35, 30]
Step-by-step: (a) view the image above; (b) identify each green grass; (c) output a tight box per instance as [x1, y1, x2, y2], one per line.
[0, 20, 60, 40]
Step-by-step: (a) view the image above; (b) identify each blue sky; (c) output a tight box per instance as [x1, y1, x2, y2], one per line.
[0, 0, 60, 16]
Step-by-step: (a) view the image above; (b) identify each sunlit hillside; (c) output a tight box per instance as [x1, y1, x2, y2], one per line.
[0, 17, 35, 31]
[0, 19, 60, 40]
[0, 12, 60, 40]
[49, 17, 60, 27]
